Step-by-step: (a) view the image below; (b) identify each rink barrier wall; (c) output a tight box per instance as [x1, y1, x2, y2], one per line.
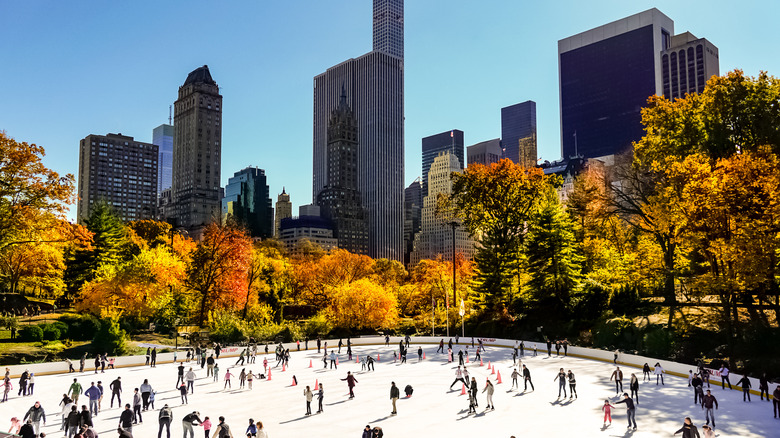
[3, 336, 773, 398]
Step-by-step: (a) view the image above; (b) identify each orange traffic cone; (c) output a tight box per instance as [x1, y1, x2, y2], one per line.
[336, 357, 339, 366]
[356, 355, 359, 363]
[480, 358, 483, 366]
[487, 361, 492, 370]
[268, 368, 272, 381]
[491, 365, 496, 375]
[496, 370, 502, 384]
[461, 383, 467, 395]
[314, 378, 318, 389]
[466, 355, 470, 363]
[292, 375, 297, 386]
[423, 352, 426, 360]
[308, 360, 312, 368]
[377, 354, 380, 362]
[282, 363, 286, 372]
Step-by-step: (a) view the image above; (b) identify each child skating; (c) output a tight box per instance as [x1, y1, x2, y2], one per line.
[602, 399, 615, 427]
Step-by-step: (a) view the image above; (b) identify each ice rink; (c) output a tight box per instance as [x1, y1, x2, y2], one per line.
[1, 343, 776, 437]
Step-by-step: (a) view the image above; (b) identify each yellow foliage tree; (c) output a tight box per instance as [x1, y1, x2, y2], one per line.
[326, 278, 398, 330]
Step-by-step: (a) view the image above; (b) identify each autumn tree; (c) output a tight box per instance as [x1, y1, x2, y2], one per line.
[447, 159, 549, 312]
[186, 223, 252, 326]
[326, 278, 398, 330]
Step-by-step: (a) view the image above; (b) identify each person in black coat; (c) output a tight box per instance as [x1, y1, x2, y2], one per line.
[522, 365, 534, 391]
[673, 417, 700, 438]
[19, 420, 36, 438]
[80, 404, 93, 427]
[119, 404, 134, 432]
[362, 425, 372, 438]
[615, 393, 637, 430]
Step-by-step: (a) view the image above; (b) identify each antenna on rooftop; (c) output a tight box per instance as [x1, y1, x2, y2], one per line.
[169, 105, 172, 125]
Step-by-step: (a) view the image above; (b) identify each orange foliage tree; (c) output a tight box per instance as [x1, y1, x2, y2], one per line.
[186, 223, 252, 326]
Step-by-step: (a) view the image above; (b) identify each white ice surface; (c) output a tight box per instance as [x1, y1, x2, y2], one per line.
[1, 344, 776, 437]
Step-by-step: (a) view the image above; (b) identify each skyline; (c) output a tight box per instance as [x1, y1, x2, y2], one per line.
[2, 1, 780, 221]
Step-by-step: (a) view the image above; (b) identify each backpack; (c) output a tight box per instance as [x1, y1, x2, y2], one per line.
[219, 424, 231, 438]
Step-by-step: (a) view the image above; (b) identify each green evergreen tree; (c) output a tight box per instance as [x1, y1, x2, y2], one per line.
[92, 317, 128, 354]
[63, 201, 135, 297]
[526, 187, 584, 307]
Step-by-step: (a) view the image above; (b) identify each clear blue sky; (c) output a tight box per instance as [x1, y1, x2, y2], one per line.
[2, 1, 778, 221]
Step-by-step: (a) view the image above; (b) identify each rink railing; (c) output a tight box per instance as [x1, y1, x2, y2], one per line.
[3, 336, 771, 397]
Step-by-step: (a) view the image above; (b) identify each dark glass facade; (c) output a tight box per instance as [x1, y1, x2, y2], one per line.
[222, 167, 273, 238]
[560, 25, 656, 159]
[501, 101, 537, 165]
[421, 130, 463, 197]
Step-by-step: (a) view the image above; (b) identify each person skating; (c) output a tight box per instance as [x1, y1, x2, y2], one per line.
[417, 346, 423, 362]
[80, 353, 86, 373]
[65, 405, 80, 438]
[613, 349, 619, 364]
[692, 374, 704, 406]
[316, 337, 321, 353]
[390, 381, 399, 415]
[718, 364, 731, 390]
[247, 371, 254, 390]
[447, 348, 453, 363]
[68, 378, 83, 404]
[437, 339, 444, 353]
[177, 362, 186, 386]
[224, 369, 233, 389]
[469, 377, 478, 408]
[201, 416, 212, 438]
[18, 419, 36, 438]
[186, 367, 197, 393]
[94, 354, 101, 373]
[520, 340, 525, 356]
[157, 403, 172, 438]
[567, 370, 577, 399]
[642, 363, 650, 381]
[317, 383, 324, 413]
[245, 418, 257, 437]
[546, 339, 552, 357]
[482, 378, 495, 410]
[759, 373, 770, 401]
[341, 371, 358, 399]
[736, 375, 752, 401]
[27, 372, 34, 395]
[673, 417, 701, 438]
[182, 411, 203, 438]
[132, 388, 142, 423]
[610, 367, 623, 394]
[304, 385, 314, 415]
[467, 379, 477, 415]
[213, 363, 220, 382]
[207, 355, 215, 377]
[702, 389, 718, 428]
[211, 416, 233, 438]
[602, 399, 615, 426]
[235, 349, 246, 366]
[151, 347, 157, 367]
[96, 381, 105, 411]
[449, 366, 466, 390]
[523, 364, 534, 391]
[238, 368, 246, 389]
[85, 382, 101, 417]
[563, 338, 569, 356]
[654, 362, 665, 385]
[614, 393, 637, 430]
[110, 377, 123, 408]
[774, 385, 780, 418]
[322, 351, 328, 369]
[555, 340, 561, 356]
[366, 355, 375, 371]
[329, 351, 337, 369]
[118, 404, 134, 433]
[179, 382, 188, 404]
[66, 358, 75, 373]
[511, 368, 520, 389]
[59, 394, 74, 432]
[140, 379, 153, 411]
[629, 373, 639, 404]
[701, 424, 715, 438]
[554, 368, 567, 399]
[362, 425, 373, 438]
[458, 349, 464, 366]
[146, 348, 151, 366]
[2, 376, 11, 402]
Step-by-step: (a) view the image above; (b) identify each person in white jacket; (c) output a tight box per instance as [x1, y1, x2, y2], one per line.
[482, 379, 495, 410]
[654, 363, 665, 385]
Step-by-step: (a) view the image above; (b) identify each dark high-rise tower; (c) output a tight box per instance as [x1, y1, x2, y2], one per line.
[152, 124, 173, 194]
[403, 178, 422, 267]
[501, 101, 537, 167]
[313, 0, 404, 260]
[421, 130, 464, 197]
[222, 167, 273, 239]
[373, 0, 404, 59]
[171, 65, 222, 233]
[317, 90, 369, 255]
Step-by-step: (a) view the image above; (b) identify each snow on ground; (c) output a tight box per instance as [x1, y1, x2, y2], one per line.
[1, 343, 776, 437]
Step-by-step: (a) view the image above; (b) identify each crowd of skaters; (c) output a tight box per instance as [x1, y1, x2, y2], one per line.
[2, 336, 780, 437]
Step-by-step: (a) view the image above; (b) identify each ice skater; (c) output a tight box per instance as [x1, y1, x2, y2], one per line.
[610, 367, 623, 394]
[554, 368, 567, 399]
[390, 382, 399, 415]
[223, 369, 232, 389]
[304, 386, 313, 415]
[642, 363, 651, 381]
[673, 417, 700, 438]
[449, 366, 466, 390]
[702, 390, 718, 428]
[567, 370, 577, 399]
[615, 393, 637, 430]
[522, 364, 534, 391]
[176, 362, 186, 386]
[329, 351, 338, 369]
[437, 339, 444, 353]
[629, 373, 639, 404]
[654, 362, 665, 385]
[341, 371, 358, 399]
[602, 399, 615, 426]
[482, 378, 494, 410]
[317, 383, 324, 413]
[511, 368, 520, 389]
[737, 375, 752, 401]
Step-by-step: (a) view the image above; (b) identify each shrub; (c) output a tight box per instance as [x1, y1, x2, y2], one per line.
[0, 315, 19, 330]
[41, 323, 61, 341]
[92, 318, 128, 355]
[249, 322, 304, 343]
[642, 327, 673, 358]
[209, 312, 246, 344]
[19, 325, 44, 342]
[303, 313, 332, 338]
[593, 317, 639, 351]
[59, 314, 100, 340]
[608, 285, 642, 316]
[52, 321, 68, 339]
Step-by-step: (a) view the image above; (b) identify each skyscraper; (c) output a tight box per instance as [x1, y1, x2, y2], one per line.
[274, 188, 292, 238]
[317, 90, 369, 255]
[152, 124, 173, 194]
[403, 178, 422, 267]
[467, 138, 502, 168]
[77, 133, 158, 223]
[501, 101, 537, 167]
[222, 167, 273, 239]
[410, 152, 474, 266]
[421, 130, 464, 197]
[661, 32, 719, 100]
[313, 0, 404, 260]
[171, 65, 223, 233]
